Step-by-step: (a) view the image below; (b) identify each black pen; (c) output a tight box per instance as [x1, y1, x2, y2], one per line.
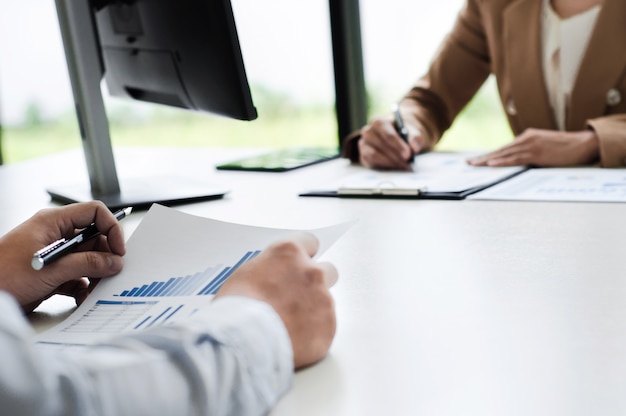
[392, 104, 415, 163]
[31, 207, 132, 270]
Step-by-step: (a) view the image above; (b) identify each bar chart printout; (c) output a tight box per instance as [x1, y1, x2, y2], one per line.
[114, 250, 261, 298]
[34, 204, 353, 349]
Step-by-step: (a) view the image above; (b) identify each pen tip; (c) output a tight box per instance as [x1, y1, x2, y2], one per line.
[124, 207, 133, 215]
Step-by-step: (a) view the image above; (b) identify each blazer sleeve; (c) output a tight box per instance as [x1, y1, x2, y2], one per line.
[588, 115, 626, 167]
[342, 0, 492, 162]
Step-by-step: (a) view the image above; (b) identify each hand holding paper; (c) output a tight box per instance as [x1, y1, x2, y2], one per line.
[216, 232, 338, 368]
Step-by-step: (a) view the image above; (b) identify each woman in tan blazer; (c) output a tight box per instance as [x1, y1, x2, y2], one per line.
[343, 0, 626, 169]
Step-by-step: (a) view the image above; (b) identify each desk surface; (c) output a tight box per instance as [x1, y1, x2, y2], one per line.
[4, 147, 626, 416]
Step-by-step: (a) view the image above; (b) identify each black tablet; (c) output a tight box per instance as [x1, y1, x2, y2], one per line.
[216, 147, 340, 172]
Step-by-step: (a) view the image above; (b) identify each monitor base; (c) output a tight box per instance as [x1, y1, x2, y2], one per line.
[47, 176, 228, 211]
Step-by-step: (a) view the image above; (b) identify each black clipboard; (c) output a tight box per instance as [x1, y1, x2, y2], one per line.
[299, 167, 528, 200]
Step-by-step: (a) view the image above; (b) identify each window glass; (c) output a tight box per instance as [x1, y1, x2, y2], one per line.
[360, 0, 513, 151]
[0, 1, 338, 163]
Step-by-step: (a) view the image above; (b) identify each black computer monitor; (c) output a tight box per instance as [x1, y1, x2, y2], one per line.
[49, 0, 257, 210]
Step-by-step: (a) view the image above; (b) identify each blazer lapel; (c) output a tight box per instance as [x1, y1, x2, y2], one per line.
[568, 0, 626, 130]
[503, 0, 557, 130]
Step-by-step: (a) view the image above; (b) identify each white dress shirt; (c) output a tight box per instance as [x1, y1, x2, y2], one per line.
[0, 292, 293, 416]
[542, 0, 601, 130]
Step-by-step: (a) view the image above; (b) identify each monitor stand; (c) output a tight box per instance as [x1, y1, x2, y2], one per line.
[54, 0, 227, 211]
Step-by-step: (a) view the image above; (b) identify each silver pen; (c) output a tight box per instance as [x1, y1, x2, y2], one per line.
[392, 104, 414, 163]
[31, 207, 132, 270]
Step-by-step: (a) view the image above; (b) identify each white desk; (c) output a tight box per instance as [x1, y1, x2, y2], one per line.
[4, 147, 626, 416]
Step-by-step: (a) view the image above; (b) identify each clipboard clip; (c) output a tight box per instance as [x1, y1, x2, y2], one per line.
[338, 180, 424, 196]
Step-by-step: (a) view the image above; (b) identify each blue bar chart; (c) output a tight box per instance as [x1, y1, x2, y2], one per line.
[133, 304, 185, 330]
[113, 250, 261, 297]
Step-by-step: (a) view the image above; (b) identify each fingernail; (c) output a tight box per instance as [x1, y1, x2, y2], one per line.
[108, 256, 123, 272]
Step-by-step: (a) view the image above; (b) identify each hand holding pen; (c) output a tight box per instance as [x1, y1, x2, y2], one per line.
[32, 206, 132, 270]
[0, 201, 128, 312]
[358, 104, 427, 170]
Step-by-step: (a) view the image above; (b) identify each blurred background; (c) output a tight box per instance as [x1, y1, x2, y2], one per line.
[0, 0, 512, 164]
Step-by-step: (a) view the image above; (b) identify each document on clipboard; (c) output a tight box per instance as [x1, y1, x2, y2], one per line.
[300, 152, 527, 200]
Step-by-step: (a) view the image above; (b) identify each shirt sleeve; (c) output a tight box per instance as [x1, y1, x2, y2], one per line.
[0, 292, 293, 416]
[402, 0, 491, 143]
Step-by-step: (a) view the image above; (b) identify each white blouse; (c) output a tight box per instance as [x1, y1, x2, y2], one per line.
[542, 0, 601, 130]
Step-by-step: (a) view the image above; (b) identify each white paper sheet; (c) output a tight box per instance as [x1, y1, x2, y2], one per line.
[35, 204, 354, 349]
[469, 168, 626, 202]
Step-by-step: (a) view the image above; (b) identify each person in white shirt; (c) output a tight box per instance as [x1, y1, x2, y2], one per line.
[0, 201, 338, 416]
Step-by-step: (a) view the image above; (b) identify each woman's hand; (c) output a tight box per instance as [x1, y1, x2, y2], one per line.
[467, 128, 600, 167]
[358, 113, 431, 170]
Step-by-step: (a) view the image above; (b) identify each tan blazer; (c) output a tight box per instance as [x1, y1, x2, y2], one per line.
[343, 0, 626, 167]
